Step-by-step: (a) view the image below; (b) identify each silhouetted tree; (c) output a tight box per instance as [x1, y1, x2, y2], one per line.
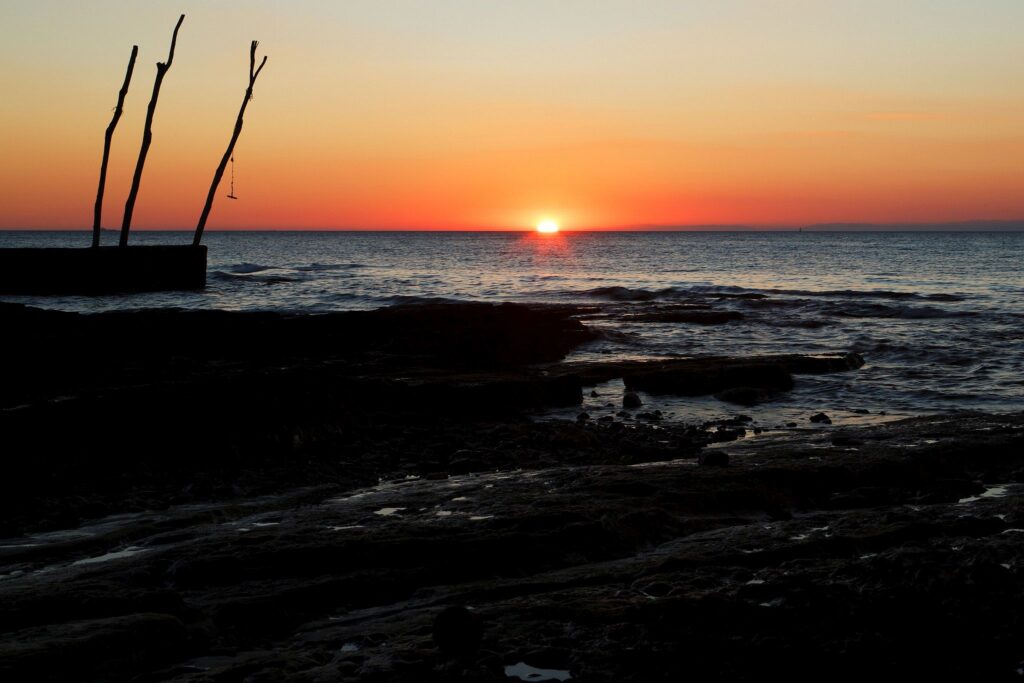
[193, 40, 267, 246]
[120, 14, 185, 247]
[93, 45, 138, 248]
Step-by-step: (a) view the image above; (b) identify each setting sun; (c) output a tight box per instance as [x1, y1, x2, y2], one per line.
[536, 219, 559, 234]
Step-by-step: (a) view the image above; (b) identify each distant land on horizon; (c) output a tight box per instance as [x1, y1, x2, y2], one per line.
[629, 220, 1024, 232]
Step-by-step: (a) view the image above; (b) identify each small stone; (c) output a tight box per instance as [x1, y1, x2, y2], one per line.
[623, 391, 643, 409]
[809, 412, 832, 424]
[710, 428, 744, 443]
[698, 450, 730, 467]
[577, 412, 590, 421]
[851, 408, 870, 414]
[590, 390, 599, 398]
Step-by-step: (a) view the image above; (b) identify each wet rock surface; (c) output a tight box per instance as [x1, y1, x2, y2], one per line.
[1, 413, 1022, 681]
[2, 303, 1023, 680]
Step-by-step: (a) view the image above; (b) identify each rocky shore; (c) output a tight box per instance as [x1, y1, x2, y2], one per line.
[1, 301, 1022, 681]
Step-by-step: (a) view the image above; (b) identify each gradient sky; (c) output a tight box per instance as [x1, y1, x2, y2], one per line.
[1, 1, 1022, 230]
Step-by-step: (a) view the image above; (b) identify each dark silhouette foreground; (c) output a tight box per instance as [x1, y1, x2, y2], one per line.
[1, 301, 1022, 681]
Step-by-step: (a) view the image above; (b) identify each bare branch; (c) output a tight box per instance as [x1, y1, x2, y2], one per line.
[194, 41, 268, 245]
[165, 13, 184, 69]
[253, 55, 268, 82]
[92, 45, 137, 248]
[120, 14, 186, 247]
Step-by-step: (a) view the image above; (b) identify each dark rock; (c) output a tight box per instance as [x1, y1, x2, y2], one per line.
[448, 451, 483, 475]
[626, 310, 744, 325]
[715, 386, 772, 406]
[852, 408, 871, 414]
[433, 606, 482, 657]
[624, 359, 794, 396]
[577, 412, 590, 421]
[698, 450, 730, 466]
[0, 613, 189, 681]
[777, 351, 865, 373]
[810, 412, 833, 424]
[709, 428, 744, 443]
[590, 390, 599, 398]
[560, 353, 865, 392]
[623, 391, 643, 409]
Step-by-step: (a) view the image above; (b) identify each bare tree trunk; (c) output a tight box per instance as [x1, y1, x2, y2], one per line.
[93, 45, 138, 248]
[119, 14, 185, 247]
[194, 40, 267, 246]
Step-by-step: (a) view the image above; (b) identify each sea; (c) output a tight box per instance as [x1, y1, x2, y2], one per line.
[3, 230, 1022, 425]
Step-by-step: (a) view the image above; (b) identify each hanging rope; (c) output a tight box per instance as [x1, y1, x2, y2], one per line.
[227, 156, 237, 199]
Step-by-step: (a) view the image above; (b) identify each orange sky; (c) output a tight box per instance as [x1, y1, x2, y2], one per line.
[1, 1, 1022, 230]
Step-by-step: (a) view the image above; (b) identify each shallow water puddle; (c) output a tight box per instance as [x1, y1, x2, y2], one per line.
[72, 545, 147, 566]
[374, 507, 406, 517]
[504, 662, 572, 681]
[957, 484, 1012, 505]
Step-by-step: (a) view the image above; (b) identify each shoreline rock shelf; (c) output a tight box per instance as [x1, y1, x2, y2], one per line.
[1, 412, 1021, 681]
[1, 301, 1020, 681]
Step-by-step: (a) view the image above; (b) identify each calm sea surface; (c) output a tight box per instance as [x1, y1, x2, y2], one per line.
[3, 230, 1022, 422]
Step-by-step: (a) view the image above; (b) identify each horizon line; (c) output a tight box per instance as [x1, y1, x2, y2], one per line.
[3, 220, 1024, 233]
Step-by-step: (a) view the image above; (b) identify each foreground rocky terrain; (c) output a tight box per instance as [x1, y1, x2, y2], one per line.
[1, 302, 1022, 681]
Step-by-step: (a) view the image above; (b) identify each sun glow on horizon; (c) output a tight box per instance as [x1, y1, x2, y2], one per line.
[536, 219, 560, 234]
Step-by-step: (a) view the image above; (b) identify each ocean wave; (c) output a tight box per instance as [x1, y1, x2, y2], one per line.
[579, 284, 759, 301]
[829, 303, 977, 319]
[766, 288, 967, 302]
[759, 318, 832, 329]
[211, 269, 299, 283]
[225, 262, 273, 274]
[382, 295, 469, 306]
[582, 286, 664, 301]
[574, 283, 968, 304]
[295, 263, 369, 272]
